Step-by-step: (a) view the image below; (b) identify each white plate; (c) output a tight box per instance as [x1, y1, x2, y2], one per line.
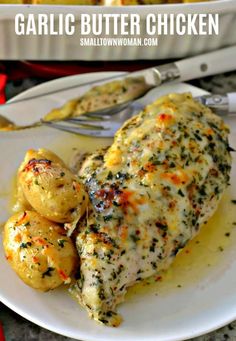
[1, 72, 236, 341]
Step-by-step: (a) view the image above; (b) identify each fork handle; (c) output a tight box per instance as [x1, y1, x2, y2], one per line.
[228, 93, 236, 112]
[199, 92, 236, 113]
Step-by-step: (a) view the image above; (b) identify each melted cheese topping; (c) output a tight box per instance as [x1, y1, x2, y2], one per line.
[72, 93, 231, 326]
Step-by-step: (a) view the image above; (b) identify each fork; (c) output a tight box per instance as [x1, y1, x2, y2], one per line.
[41, 93, 236, 138]
[1, 45, 236, 132]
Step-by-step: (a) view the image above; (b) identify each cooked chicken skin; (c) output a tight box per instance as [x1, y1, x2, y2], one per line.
[71, 93, 231, 326]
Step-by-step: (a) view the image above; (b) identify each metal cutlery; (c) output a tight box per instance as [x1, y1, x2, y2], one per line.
[41, 93, 236, 138]
[1, 45, 236, 132]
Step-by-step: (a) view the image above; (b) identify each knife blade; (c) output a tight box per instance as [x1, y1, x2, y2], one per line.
[1, 45, 236, 109]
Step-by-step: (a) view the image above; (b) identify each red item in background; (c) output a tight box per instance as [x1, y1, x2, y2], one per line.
[0, 74, 7, 104]
[0, 60, 164, 104]
[2, 60, 164, 81]
[0, 322, 5, 341]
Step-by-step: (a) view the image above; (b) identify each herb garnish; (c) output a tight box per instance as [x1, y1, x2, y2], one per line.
[20, 242, 32, 249]
[58, 239, 67, 248]
[42, 267, 54, 278]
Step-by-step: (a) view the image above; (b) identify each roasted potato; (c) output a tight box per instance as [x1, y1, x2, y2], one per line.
[3, 211, 78, 291]
[14, 148, 67, 212]
[18, 149, 88, 224]
[13, 182, 32, 212]
[18, 148, 67, 170]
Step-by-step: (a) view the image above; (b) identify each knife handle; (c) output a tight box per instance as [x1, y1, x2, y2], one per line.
[154, 46, 236, 86]
[175, 45, 236, 83]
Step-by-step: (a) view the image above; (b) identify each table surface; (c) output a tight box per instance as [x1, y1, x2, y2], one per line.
[1, 69, 236, 341]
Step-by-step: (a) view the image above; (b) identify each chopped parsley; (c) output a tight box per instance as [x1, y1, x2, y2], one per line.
[178, 189, 185, 197]
[42, 267, 55, 278]
[130, 234, 140, 243]
[155, 222, 168, 231]
[149, 155, 162, 166]
[20, 242, 32, 249]
[103, 215, 113, 222]
[58, 239, 67, 248]
[116, 172, 130, 180]
[23, 221, 31, 227]
[106, 171, 113, 180]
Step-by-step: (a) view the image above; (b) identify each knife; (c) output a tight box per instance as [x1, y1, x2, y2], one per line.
[1, 45, 236, 108]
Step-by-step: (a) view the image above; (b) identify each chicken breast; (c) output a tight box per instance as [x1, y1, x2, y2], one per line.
[71, 93, 231, 326]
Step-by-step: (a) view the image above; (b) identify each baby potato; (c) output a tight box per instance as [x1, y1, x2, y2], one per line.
[15, 148, 66, 212]
[13, 182, 32, 212]
[18, 149, 88, 224]
[3, 211, 78, 291]
[18, 148, 67, 172]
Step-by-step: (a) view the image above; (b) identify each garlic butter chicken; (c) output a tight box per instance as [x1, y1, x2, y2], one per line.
[3, 93, 231, 326]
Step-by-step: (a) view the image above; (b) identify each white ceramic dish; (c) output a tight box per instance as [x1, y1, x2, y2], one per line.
[0, 0, 236, 60]
[1, 72, 236, 341]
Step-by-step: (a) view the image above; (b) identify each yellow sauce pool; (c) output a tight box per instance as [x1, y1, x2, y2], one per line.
[126, 190, 236, 299]
[49, 134, 112, 165]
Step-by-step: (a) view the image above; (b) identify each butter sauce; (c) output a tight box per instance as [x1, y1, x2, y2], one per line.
[48, 134, 112, 165]
[126, 190, 236, 299]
